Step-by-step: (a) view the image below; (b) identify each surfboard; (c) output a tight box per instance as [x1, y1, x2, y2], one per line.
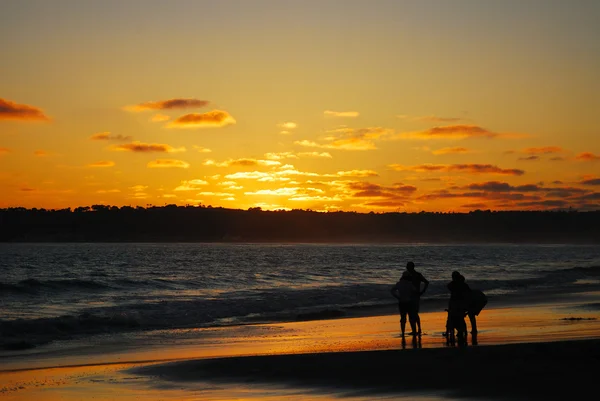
[468, 289, 487, 316]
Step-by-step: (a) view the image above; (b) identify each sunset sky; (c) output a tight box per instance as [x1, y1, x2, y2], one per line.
[1, 0, 599, 212]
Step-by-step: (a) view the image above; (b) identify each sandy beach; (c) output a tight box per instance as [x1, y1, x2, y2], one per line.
[2, 289, 600, 401]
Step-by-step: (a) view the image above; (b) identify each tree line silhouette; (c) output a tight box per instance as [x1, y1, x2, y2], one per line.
[1, 205, 599, 243]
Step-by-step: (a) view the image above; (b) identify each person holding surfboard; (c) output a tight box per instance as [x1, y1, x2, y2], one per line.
[446, 271, 487, 337]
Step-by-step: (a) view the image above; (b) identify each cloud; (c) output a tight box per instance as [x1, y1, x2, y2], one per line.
[87, 161, 115, 168]
[0, 147, 11, 155]
[324, 110, 359, 118]
[549, 157, 566, 161]
[576, 152, 600, 161]
[203, 158, 281, 167]
[460, 203, 488, 209]
[398, 125, 498, 140]
[347, 182, 417, 198]
[580, 178, 600, 186]
[296, 127, 393, 151]
[245, 187, 326, 199]
[515, 200, 570, 209]
[218, 181, 243, 190]
[90, 132, 132, 141]
[295, 137, 377, 151]
[522, 146, 564, 154]
[264, 152, 299, 160]
[388, 163, 525, 176]
[193, 145, 212, 153]
[167, 110, 236, 128]
[397, 115, 463, 123]
[336, 170, 378, 177]
[147, 159, 190, 168]
[196, 191, 235, 197]
[289, 195, 342, 202]
[517, 155, 540, 161]
[150, 114, 170, 122]
[576, 192, 600, 201]
[130, 185, 148, 192]
[545, 187, 589, 198]
[463, 181, 543, 192]
[298, 152, 332, 158]
[124, 98, 209, 112]
[245, 188, 301, 196]
[279, 130, 292, 135]
[34, 150, 49, 157]
[0, 98, 50, 121]
[279, 122, 297, 129]
[96, 189, 121, 194]
[111, 142, 185, 153]
[175, 179, 209, 191]
[432, 147, 470, 155]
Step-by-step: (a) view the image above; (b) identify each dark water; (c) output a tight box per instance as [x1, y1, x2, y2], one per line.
[1, 243, 599, 348]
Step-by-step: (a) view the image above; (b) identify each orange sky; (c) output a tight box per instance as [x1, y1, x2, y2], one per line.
[1, 0, 599, 212]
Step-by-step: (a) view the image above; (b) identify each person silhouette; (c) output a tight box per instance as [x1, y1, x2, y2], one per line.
[390, 271, 418, 337]
[446, 271, 471, 342]
[404, 261, 429, 334]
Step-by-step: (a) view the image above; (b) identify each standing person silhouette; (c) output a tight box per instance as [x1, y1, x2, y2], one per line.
[390, 271, 418, 337]
[404, 261, 429, 334]
[446, 271, 471, 341]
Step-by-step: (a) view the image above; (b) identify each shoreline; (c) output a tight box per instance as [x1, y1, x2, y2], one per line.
[2, 295, 600, 400]
[131, 338, 600, 400]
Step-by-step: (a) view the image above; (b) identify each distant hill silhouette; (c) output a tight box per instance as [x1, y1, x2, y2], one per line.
[1, 205, 599, 243]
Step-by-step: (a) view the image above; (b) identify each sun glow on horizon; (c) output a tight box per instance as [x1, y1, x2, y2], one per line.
[1, 1, 599, 212]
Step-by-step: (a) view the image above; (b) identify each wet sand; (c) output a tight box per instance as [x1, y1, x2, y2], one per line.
[2, 293, 600, 400]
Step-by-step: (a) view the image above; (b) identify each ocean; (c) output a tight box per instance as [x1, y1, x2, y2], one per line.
[1, 243, 600, 350]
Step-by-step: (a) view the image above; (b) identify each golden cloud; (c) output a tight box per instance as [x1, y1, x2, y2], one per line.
[87, 161, 115, 168]
[296, 127, 393, 151]
[193, 145, 212, 153]
[522, 146, 563, 154]
[245, 188, 301, 196]
[397, 115, 463, 123]
[196, 191, 235, 197]
[398, 125, 496, 140]
[278, 122, 297, 129]
[336, 170, 378, 177]
[124, 98, 209, 112]
[90, 132, 132, 141]
[324, 110, 359, 118]
[150, 114, 170, 122]
[34, 150, 49, 157]
[298, 152, 332, 158]
[0, 98, 50, 121]
[432, 147, 470, 155]
[147, 159, 190, 168]
[576, 152, 600, 161]
[347, 182, 417, 198]
[295, 138, 377, 151]
[167, 110, 236, 128]
[112, 142, 185, 153]
[96, 189, 121, 194]
[389, 163, 525, 176]
[518, 155, 540, 161]
[0, 147, 11, 155]
[174, 179, 209, 191]
[203, 158, 280, 167]
[264, 152, 298, 160]
[130, 185, 148, 192]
